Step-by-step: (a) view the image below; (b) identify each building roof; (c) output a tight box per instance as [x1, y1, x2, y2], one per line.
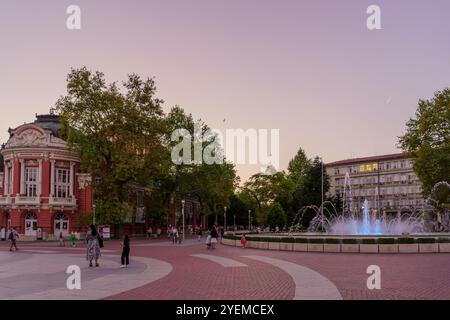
[32, 114, 62, 138]
[325, 153, 408, 167]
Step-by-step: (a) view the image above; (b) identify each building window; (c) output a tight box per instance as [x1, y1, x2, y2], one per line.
[137, 190, 144, 207]
[25, 167, 38, 197]
[55, 169, 70, 198]
[7, 167, 13, 194]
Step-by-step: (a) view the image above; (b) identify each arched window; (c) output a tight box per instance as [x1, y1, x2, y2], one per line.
[55, 213, 67, 221]
[25, 212, 38, 220]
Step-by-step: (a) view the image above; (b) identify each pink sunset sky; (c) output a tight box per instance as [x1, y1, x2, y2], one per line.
[1, 0, 449, 181]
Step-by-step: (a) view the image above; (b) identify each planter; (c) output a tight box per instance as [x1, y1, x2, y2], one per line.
[293, 243, 308, 252]
[268, 242, 280, 250]
[398, 244, 419, 253]
[419, 243, 438, 253]
[258, 241, 269, 250]
[359, 244, 378, 253]
[307, 243, 324, 252]
[341, 244, 359, 253]
[439, 243, 450, 253]
[323, 244, 340, 253]
[279, 242, 293, 251]
[379, 244, 399, 253]
[247, 241, 258, 249]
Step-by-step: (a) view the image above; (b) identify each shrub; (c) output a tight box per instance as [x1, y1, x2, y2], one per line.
[325, 238, 340, 244]
[280, 237, 295, 243]
[416, 238, 436, 243]
[266, 237, 280, 243]
[397, 237, 415, 244]
[361, 238, 377, 244]
[437, 237, 450, 243]
[378, 238, 396, 244]
[294, 237, 308, 243]
[308, 238, 325, 244]
[342, 238, 358, 244]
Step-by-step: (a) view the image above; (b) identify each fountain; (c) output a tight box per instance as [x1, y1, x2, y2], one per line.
[290, 181, 450, 235]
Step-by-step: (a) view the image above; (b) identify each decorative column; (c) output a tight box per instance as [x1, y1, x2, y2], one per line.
[70, 162, 75, 197]
[37, 159, 42, 197]
[50, 160, 55, 197]
[4, 162, 9, 195]
[19, 159, 25, 195]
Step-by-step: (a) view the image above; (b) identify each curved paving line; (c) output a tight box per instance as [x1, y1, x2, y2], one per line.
[6, 254, 173, 300]
[190, 254, 247, 267]
[243, 255, 343, 300]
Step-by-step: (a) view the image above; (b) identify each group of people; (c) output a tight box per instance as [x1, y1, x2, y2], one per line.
[85, 224, 130, 268]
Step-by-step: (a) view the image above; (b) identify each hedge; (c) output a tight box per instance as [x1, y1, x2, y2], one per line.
[361, 238, 377, 244]
[437, 237, 450, 243]
[378, 238, 396, 244]
[397, 237, 415, 244]
[342, 238, 358, 244]
[308, 238, 325, 244]
[325, 238, 340, 244]
[416, 238, 436, 243]
[294, 238, 308, 243]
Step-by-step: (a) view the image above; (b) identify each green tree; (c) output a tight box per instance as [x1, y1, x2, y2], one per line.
[399, 88, 450, 205]
[53, 67, 167, 224]
[267, 202, 287, 229]
[291, 157, 330, 228]
[242, 171, 293, 225]
[287, 148, 312, 186]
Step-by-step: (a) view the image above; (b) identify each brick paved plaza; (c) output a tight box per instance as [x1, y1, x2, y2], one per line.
[1, 237, 449, 300]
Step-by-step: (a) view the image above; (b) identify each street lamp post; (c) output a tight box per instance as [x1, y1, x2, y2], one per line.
[224, 206, 227, 232]
[320, 157, 324, 230]
[248, 209, 251, 231]
[181, 199, 186, 242]
[233, 215, 236, 233]
[93, 204, 96, 226]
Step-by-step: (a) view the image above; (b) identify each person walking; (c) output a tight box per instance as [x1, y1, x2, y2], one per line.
[172, 226, 179, 244]
[240, 234, 247, 249]
[9, 228, 19, 251]
[0, 226, 5, 241]
[86, 224, 101, 267]
[120, 234, 130, 268]
[210, 225, 219, 249]
[197, 228, 202, 241]
[58, 231, 65, 247]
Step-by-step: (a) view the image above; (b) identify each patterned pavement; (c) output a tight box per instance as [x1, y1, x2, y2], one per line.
[1, 238, 449, 300]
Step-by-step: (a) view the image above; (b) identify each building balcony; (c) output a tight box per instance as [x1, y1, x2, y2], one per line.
[0, 196, 12, 205]
[49, 196, 77, 207]
[15, 196, 41, 205]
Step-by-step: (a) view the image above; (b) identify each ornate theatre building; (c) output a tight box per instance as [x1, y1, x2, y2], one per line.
[0, 114, 93, 239]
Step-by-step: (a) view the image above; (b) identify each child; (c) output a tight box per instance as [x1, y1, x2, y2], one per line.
[120, 234, 130, 268]
[240, 234, 247, 249]
[70, 232, 77, 247]
[206, 234, 212, 249]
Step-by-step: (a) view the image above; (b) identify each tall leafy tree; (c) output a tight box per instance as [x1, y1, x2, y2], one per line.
[53, 68, 168, 223]
[399, 88, 450, 206]
[267, 202, 287, 229]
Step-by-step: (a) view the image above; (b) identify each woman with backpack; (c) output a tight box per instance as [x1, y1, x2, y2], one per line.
[86, 224, 101, 267]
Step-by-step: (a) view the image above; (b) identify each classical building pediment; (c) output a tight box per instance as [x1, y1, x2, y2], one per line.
[4, 125, 66, 149]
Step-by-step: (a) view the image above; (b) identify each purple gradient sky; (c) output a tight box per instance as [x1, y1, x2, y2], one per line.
[1, 0, 449, 181]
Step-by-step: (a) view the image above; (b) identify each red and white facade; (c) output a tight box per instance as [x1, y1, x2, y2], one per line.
[0, 115, 93, 238]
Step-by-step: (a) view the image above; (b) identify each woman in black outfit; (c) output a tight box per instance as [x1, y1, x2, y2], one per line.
[120, 234, 130, 268]
[210, 226, 219, 249]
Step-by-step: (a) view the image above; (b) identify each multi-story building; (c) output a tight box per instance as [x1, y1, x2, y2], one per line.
[326, 153, 424, 215]
[0, 114, 93, 238]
